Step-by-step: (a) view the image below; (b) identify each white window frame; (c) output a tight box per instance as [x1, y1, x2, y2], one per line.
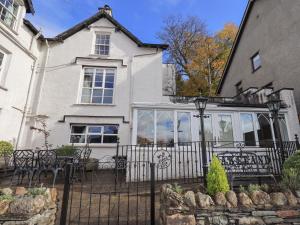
[251, 52, 261, 72]
[70, 124, 119, 145]
[0, 0, 19, 30]
[0, 50, 5, 79]
[94, 33, 111, 56]
[79, 67, 116, 105]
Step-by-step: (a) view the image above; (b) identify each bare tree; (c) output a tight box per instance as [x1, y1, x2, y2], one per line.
[158, 15, 207, 81]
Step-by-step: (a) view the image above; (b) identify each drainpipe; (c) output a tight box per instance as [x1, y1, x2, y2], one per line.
[15, 32, 43, 149]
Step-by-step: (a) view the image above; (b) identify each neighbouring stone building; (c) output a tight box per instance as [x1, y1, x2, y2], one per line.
[217, 0, 300, 121]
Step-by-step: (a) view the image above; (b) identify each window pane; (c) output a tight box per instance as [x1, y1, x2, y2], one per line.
[218, 115, 234, 145]
[103, 135, 118, 143]
[252, 54, 261, 70]
[88, 126, 102, 133]
[137, 110, 154, 145]
[104, 125, 118, 134]
[256, 113, 273, 146]
[92, 97, 103, 104]
[177, 112, 191, 143]
[274, 115, 289, 142]
[83, 74, 93, 88]
[93, 89, 103, 97]
[71, 126, 86, 134]
[103, 97, 113, 104]
[88, 135, 102, 143]
[104, 89, 113, 97]
[240, 114, 256, 146]
[81, 88, 91, 103]
[95, 74, 103, 87]
[70, 135, 85, 143]
[156, 111, 174, 146]
[204, 116, 213, 142]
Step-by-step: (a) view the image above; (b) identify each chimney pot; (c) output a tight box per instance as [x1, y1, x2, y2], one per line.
[99, 4, 112, 17]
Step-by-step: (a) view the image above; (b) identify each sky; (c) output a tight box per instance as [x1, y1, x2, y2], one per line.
[27, 0, 248, 43]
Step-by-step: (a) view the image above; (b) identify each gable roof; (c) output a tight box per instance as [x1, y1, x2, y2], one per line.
[23, 19, 44, 38]
[46, 10, 168, 50]
[24, 0, 35, 14]
[216, 0, 256, 94]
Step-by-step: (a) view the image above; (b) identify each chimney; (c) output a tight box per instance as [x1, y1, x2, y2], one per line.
[99, 5, 113, 17]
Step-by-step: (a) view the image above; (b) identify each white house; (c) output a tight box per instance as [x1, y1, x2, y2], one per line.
[0, 3, 300, 163]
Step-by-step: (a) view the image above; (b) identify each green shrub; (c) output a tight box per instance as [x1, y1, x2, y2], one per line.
[283, 151, 300, 171]
[27, 187, 47, 197]
[239, 185, 247, 194]
[56, 145, 78, 156]
[280, 168, 300, 191]
[0, 141, 13, 157]
[260, 184, 270, 193]
[280, 151, 300, 191]
[171, 183, 183, 194]
[248, 184, 261, 193]
[207, 155, 230, 195]
[0, 194, 14, 202]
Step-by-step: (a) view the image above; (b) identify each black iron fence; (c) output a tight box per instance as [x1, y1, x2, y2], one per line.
[59, 140, 299, 225]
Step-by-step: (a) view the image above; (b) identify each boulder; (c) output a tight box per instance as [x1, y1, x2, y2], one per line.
[295, 190, 300, 198]
[164, 187, 184, 208]
[9, 195, 45, 215]
[0, 200, 10, 215]
[226, 191, 238, 207]
[270, 192, 287, 207]
[195, 192, 214, 209]
[284, 190, 298, 206]
[250, 191, 270, 206]
[164, 213, 196, 225]
[238, 193, 253, 208]
[183, 191, 196, 208]
[215, 192, 227, 206]
[15, 187, 27, 196]
[1, 188, 13, 195]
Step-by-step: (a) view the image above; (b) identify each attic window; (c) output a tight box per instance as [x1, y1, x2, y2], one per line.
[95, 34, 110, 56]
[0, 0, 19, 29]
[251, 52, 261, 72]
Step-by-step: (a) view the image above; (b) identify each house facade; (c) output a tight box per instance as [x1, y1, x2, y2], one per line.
[1, 2, 300, 161]
[217, 0, 300, 120]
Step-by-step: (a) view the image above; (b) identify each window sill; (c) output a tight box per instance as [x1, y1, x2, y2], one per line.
[71, 143, 117, 148]
[73, 103, 116, 107]
[89, 54, 110, 58]
[0, 85, 8, 91]
[0, 21, 18, 35]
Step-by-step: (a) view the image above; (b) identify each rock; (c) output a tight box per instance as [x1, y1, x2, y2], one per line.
[208, 215, 228, 225]
[252, 211, 276, 217]
[250, 191, 270, 206]
[238, 193, 254, 208]
[183, 191, 196, 208]
[163, 186, 184, 208]
[49, 188, 57, 203]
[226, 191, 238, 207]
[215, 192, 227, 206]
[270, 192, 287, 207]
[9, 196, 45, 215]
[1, 188, 13, 195]
[15, 187, 27, 196]
[284, 190, 298, 206]
[0, 200, 11, 215]
[262, 216, 283, 224]
[164, 213, 196, 225]
[238, 217, 265, 225]
[295, 190, 300, 198]
[276, 210, 300, 218]
[195, 192, 214, 208]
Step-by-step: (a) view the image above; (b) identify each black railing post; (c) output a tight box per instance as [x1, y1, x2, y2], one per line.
[150, 163, 156, 225]
[295, 134, 300, 149]
[60, 163, 72, 225]
[114, 138, 120, 191]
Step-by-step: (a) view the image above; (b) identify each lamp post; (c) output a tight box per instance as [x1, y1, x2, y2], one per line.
[193, 97, 209, 186]
[266, 99, 285, 163]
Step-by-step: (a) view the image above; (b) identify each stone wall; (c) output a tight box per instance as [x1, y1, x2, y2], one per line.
[0, 187, 57, 225]
[160, 184, 300, 225]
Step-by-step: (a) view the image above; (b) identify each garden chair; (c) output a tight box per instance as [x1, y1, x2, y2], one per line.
[73, 146, 92, 180]
[11, 150, 35, 187]
[36, 150, 63, 186]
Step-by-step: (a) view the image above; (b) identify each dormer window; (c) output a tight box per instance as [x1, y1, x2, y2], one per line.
[95, 33, 110, 56]
[0, 0, 19, 29]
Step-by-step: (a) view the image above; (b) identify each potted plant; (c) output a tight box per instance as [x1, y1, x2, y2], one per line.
[0, 141, 13, 169]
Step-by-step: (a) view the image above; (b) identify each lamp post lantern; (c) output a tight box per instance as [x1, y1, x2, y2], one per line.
[266, 99, 285, 163]
[193, 97, 209, 187]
